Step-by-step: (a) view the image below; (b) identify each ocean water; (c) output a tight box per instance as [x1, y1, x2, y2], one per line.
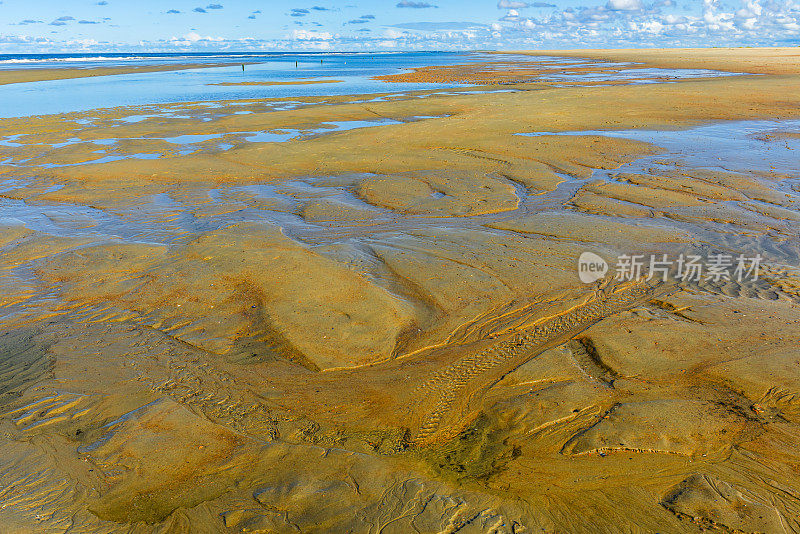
[0, 52, 488, 118]
[0, 51, 739, 118]
[0, 51, 459, 70]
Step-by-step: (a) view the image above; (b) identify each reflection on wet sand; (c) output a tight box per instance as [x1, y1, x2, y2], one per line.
[1, 49, 800, 532]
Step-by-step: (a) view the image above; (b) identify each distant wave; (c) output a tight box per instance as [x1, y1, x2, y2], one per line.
[0, 56, 152, 64]
[0, 51, 408, 66]
[0, 54, 260, 65]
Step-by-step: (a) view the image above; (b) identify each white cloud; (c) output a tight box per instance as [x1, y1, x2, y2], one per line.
[383, 28, 406, 39]
[641, 20, 664, 32]
[290, 29, 333, 40]
[498, 0, 529, 8]
[606, 0, 644, 11]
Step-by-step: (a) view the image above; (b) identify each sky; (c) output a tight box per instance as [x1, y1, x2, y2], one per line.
[0, 0, 798, 53]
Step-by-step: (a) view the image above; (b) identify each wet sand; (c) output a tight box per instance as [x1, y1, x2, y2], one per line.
[500, 47, 800, 75]
[0, 63, 247, 85]
[1, 49, 800, 533]
[372, 58, 731, 86]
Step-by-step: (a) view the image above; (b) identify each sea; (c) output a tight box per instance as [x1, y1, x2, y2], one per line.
[0, 51, 488, 118]
[0, 51, 737, 118]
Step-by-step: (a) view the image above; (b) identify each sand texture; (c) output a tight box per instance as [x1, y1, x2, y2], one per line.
[1, 48, 800, 532]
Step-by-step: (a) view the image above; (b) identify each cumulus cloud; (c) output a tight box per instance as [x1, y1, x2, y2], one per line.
[193, 7, 206, 13]
[702, 0, 735, 31]
[291, 8, 310, 16]
[166, 9, 180, 14]
[383, 28, 407, 39]
[291, 28, 333, 40]
[168, 31, 224, 45]
[206, 3, 223, 9]
[606, 0, 644, 11]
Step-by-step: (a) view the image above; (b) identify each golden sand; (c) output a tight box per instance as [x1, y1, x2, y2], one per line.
[1, 48, 800, 532]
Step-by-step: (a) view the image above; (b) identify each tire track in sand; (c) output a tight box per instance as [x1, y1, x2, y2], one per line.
[410, 281, 658, 447]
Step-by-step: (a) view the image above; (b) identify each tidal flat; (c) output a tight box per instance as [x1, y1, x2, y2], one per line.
[1, 49, 800, 533]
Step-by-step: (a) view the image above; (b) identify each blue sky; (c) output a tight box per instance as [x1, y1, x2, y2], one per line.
[0, 0, 798, 52]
